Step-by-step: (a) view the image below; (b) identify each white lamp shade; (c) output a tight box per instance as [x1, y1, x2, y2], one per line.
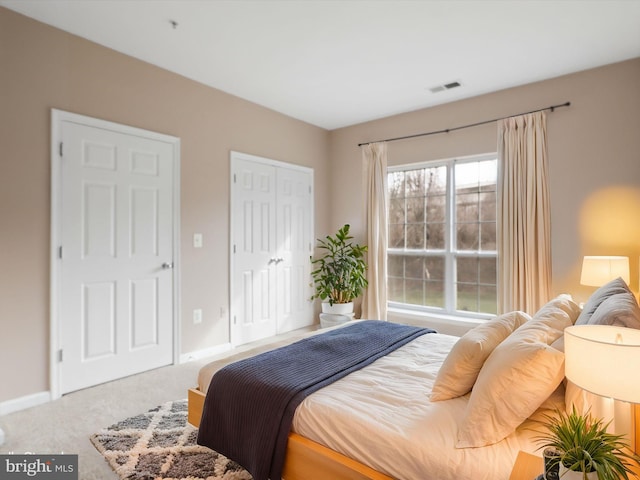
[580, 256, 630, 286]
[565, 325, 640, 403]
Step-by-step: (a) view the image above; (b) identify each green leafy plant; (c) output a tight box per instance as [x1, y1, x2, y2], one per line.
[310, 224, 368, 305]
[536, 407, 640, 480]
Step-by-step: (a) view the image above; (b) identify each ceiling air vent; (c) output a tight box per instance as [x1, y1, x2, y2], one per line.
[429, 81, 462, 94]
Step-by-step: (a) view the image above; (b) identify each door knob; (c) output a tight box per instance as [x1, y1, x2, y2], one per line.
[162, 262, 174, 269]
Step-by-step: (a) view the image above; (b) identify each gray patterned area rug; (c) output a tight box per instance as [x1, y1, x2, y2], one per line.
[90, 400, 252, 480]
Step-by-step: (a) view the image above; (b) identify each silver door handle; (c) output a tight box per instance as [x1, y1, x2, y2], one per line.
[162, 262, 174, 269]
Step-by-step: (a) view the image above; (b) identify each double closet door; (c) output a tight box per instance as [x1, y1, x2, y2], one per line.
[230, 152, 314, 345]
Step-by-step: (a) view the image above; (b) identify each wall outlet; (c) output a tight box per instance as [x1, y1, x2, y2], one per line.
[193, 309, 203, 324]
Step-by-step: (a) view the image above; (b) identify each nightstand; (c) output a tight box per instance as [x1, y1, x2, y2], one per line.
[509, 451, 543, 480]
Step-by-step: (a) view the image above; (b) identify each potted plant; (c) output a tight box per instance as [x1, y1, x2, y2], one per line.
[310, 224, 368, 316]
[536, 407, 640, 480]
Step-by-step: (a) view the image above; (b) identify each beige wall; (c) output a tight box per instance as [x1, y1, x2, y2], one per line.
[0, 7, 330, 403]
[2, 5, 639, 407]
[329, 58, 640, 305]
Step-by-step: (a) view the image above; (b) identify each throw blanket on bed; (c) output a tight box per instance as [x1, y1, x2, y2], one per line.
[197, 320, 434, 480]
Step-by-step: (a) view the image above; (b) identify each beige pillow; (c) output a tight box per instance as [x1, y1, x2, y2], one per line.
[430, 311, 530, 401]
[456, 296, 578, 448]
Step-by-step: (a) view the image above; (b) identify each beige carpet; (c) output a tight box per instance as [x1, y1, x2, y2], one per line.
[0, 327, 313, 479]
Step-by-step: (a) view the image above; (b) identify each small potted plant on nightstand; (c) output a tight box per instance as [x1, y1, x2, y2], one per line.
[536, 407, 640, 480]
[310, 224, 367, 326]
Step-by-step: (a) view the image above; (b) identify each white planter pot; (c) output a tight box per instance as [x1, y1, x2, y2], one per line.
[321, 301, 354, 315]
[319, 313, 352, 329]
[559, 465, 597, 480]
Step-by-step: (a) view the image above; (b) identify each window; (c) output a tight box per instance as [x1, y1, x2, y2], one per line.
[388, 155, 497, 317]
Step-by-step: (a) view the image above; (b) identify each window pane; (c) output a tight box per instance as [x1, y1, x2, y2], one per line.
[405, 169, 425, 197]
[480, 222, 496, 251]
[426, 194, 445, 222]
[479, 159, 497, 192]
[388, 255, 404, 277]
[388, 277, 404, 303]
[406, 197, 424, 223]
[389, 198, 405, 224]
[479, 285, 497, 314]
[426, 222, 445, 249]
[424, 256, 445, 281]
[425, 280, 445, 308]
[405, 279, 424, 305]
[405, 256, 424, 279]
[479, 191, 496, 221]
[456, 256, 497, 315]
[456, 192, 479, 222]
[479, 257, 497, 285]
[388, 171, 405, 199]
[405, 224, 424, 249]
[389, 223, 405, 248]
[456, 223, 479, 250]
[425, 166, 446, 194]
[457, 257, 478, 283]
[456, 282, 478, 312]
[455, 162, 480, 191]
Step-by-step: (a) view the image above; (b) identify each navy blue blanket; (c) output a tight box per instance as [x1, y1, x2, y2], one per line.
[196, 320, 434, 480]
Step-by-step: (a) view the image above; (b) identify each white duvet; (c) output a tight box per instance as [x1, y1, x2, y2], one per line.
[292, 332, 562, 480]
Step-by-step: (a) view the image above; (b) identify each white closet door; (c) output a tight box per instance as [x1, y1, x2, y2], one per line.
[230, 152, 313, 346]
[276, 167, 313, 333]
[57, 116, 177, 394]
[231, 156, 278, 345]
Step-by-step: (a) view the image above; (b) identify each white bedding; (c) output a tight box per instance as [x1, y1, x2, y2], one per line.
[292, 332, 564, 480]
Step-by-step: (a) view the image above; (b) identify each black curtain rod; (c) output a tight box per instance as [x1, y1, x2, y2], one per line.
[357, 101, 571, 147]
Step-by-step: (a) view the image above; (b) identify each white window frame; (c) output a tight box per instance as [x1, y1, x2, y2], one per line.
[387, 152, 497, 320]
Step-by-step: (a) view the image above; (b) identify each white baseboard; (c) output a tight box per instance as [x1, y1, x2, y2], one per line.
[179, 342, 232, 364]
[0, 391, 51, 416]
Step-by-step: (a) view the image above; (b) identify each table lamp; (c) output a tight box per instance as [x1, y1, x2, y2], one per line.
[580, 256, 630, 286]
[565, 324, 640, 456]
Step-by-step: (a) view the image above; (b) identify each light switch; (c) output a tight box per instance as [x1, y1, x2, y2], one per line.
[193, 233, 203, 248]
[193, 309, 203, 324]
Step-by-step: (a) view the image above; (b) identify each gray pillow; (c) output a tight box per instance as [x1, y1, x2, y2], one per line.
[575, 277, 631, 325]
[588, 292, 640, 329]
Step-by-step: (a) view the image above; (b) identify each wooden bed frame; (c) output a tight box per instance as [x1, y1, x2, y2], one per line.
[188, 387, 393, 480]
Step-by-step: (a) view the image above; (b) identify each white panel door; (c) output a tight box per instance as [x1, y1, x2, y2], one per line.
[231, 156, 277, 345]
[276, 167, 313, 333]
[230, 152, 313, 346]
[58, 118, 176, 394]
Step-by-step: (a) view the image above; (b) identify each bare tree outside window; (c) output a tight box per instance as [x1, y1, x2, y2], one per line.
[388, 157, 497, 316]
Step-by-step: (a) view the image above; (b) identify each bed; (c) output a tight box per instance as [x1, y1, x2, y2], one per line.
[188, 277, 640, 480]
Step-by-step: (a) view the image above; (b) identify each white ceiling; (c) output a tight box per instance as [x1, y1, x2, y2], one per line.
[2, 0, 640, 130]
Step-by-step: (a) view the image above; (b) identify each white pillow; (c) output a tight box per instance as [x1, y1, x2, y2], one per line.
[430, 311, 530, 401]
[456, 296, 578, 448]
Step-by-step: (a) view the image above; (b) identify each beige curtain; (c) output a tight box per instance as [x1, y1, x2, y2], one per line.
[361, 142, 388, 320]
[497, 111, 552, 314]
